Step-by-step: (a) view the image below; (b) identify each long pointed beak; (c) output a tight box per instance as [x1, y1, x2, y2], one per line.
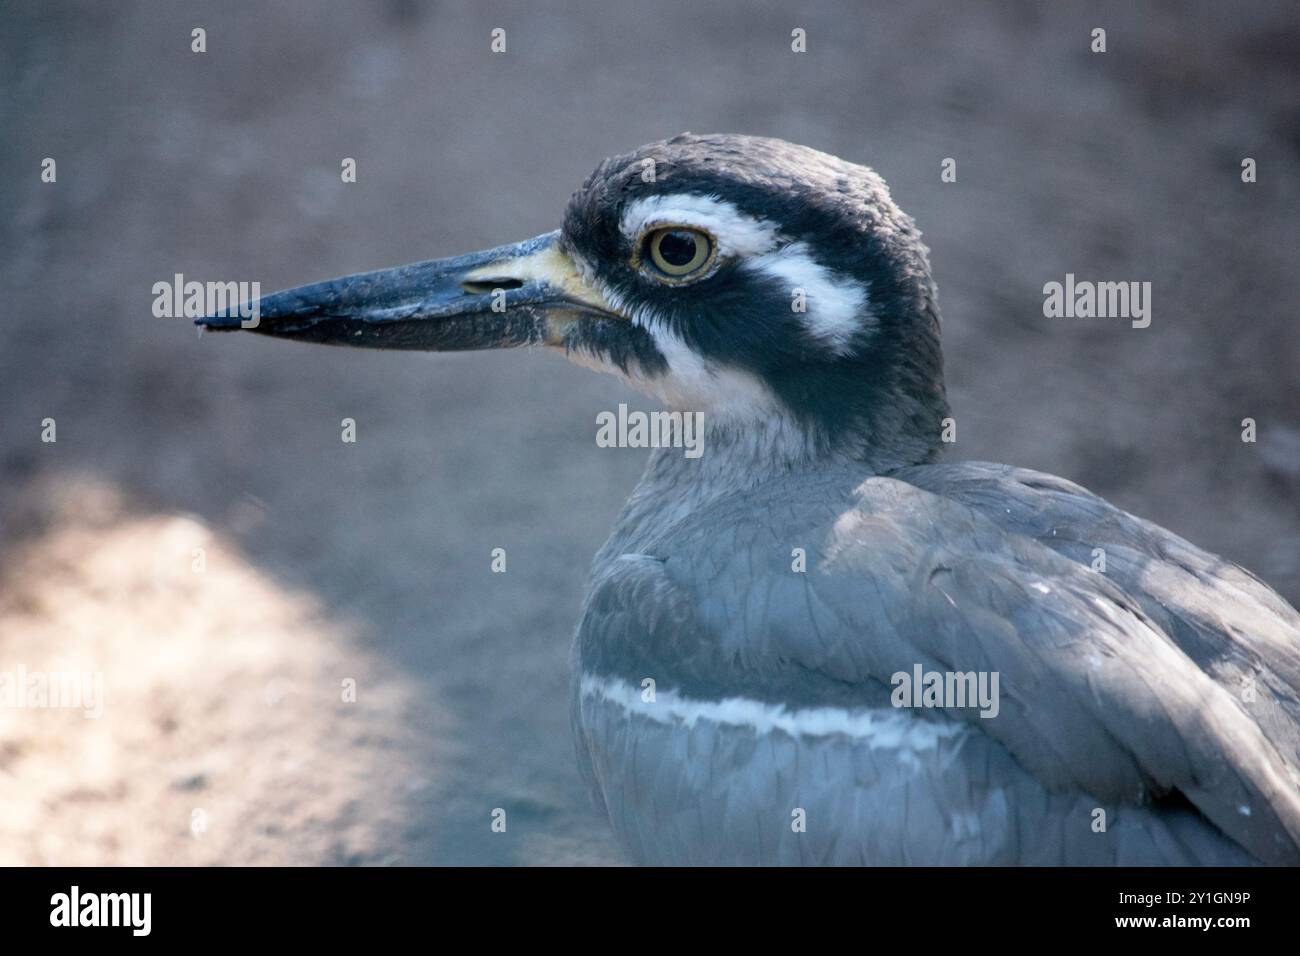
[197, 230, 622, 351]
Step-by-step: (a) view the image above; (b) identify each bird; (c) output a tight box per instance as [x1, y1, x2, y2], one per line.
[201, 133, 1300, 865]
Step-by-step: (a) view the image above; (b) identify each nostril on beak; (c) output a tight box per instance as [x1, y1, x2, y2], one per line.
[460, 277, 524, 295]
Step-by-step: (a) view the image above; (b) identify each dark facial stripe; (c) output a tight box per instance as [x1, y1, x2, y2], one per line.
[562, 318, 669, 377]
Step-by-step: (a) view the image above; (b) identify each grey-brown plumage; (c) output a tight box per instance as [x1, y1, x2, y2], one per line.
[573, 459, 1300, 865]
[200, 133, 1300, 865]
[558, 137, 1300, 866]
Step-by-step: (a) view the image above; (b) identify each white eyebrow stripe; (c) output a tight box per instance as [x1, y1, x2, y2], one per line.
[620, 194, 780, 258]
[745, 242, 873, 356]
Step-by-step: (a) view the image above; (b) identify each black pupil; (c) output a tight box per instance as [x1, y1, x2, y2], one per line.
[657, 230, 698, 267]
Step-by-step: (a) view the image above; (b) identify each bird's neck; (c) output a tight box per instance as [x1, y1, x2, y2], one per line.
[596, 412, 909, 562]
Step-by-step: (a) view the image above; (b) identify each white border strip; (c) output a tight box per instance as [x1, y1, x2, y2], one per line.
[580, 672, 970, 750]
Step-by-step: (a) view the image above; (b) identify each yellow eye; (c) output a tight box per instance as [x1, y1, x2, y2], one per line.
[644, 227, 714, 279]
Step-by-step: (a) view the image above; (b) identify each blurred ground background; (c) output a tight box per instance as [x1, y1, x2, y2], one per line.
[0, 1, 1297, 865]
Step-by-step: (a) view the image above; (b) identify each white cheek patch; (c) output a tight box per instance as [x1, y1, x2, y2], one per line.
[560, 278, 783, 420]
[620, 194, 779, 258]
[745, 242, 873, 356]
[639, 324, 783, 418]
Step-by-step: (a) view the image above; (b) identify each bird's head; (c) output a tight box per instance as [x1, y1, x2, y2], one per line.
[201, 133, 949, 470]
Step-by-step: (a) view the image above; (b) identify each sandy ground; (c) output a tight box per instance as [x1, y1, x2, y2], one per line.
[1, 1, 1297, 865]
